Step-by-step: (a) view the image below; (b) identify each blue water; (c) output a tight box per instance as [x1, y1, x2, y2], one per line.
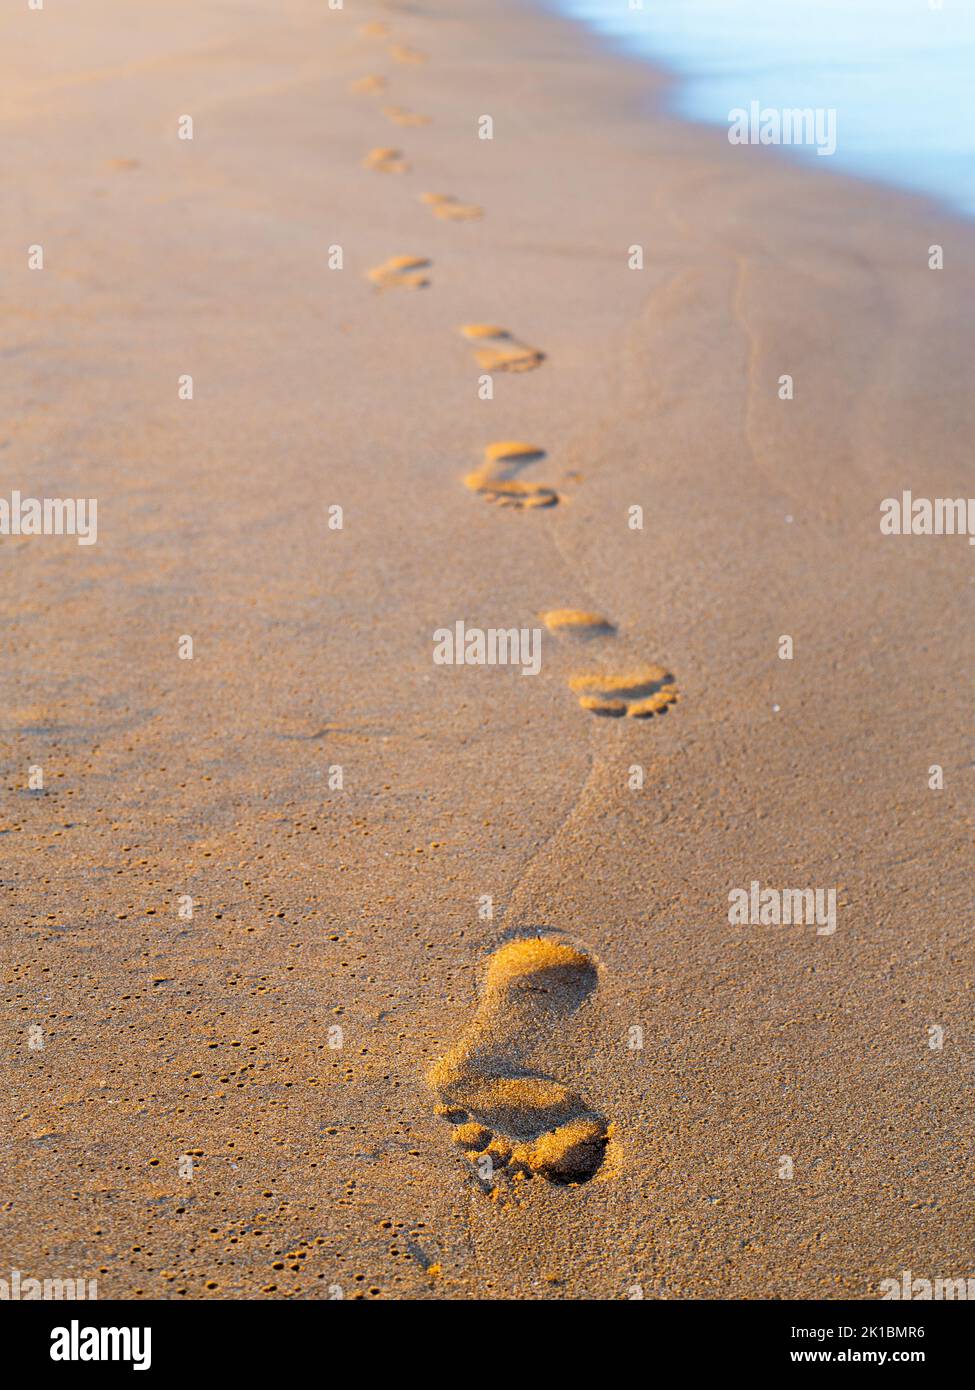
[552, 0, 975, 217]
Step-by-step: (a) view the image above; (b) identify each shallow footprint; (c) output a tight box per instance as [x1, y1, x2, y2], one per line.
[465, 441, 558, 509]
[359, 20, 390, 37]
[384, 105, 431, 126]
[390, 43, 427, 63]
[367, 255, 431, 291]
[428, 937, 610, 1184]
[422, 192, 483, 222]
[352, 74, 387, 94]
[541, 610, 616, 638]
[364, 146, 409, 174]
[569, 664, 678, 717]
[460, 323, 544, 373]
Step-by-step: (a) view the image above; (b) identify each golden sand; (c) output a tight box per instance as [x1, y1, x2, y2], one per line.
[5, 0, 972, 1303]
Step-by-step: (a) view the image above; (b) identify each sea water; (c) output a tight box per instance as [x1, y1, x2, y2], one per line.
[552, 0, 975, 217]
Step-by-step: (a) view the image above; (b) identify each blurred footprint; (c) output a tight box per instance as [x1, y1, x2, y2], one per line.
[541, 610, 616, 638]
[364, 146, 409, 173]
[384, 105, 431, 126]
[460, 324, 544, 373]
[422, 192, 483, 222]
[367, 255, 432, 290]
[464, 442, 557, 509]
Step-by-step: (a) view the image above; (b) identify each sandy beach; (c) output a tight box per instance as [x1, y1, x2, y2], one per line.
[2, 0, 974, 1300]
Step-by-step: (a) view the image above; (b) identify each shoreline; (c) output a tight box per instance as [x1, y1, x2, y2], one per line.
[1, 0, 973, 1299]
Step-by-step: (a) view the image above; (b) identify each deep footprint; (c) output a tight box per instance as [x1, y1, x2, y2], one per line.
[464, 442, 558, 509]
[428, 937, 610, 1184]
[569, 664, 678, 717]
[460, 324, 545, 373]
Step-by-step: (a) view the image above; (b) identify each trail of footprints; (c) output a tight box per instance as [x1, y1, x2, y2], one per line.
[352, 12, 679, 1186]
[358, 20, 428, 65]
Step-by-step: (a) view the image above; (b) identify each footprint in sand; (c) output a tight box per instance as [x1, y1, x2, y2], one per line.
[464, 441, 558, 508]
[364, 146, 410, 174]
[384, 105, 431, 127]
[367, 255, 431, 291]
[422, 192, 483, 222]
[569, 665, 678, 718]
[390, 43, 427, 64]
[352, 74, 387, 94]
[359, 21, 390, 38]
[543, 612, 678, 716]
[541, 609, 616, 638]
[460, 324, 545, 373]
[428, 937, 611, 1184]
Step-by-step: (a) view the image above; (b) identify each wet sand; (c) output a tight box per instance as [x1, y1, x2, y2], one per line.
[2, 0, 973, 1299]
